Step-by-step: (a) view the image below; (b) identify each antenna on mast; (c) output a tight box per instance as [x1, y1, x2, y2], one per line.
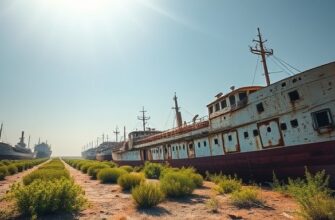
[172, 93, 183, 127]
[137, 107, 150, 131]
[113, 126, 120, 142]
[250, 28, 273, 86]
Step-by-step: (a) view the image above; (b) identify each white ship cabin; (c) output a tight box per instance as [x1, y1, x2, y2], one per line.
[207, 62, 335, 153]
[207, 86, 263, 119]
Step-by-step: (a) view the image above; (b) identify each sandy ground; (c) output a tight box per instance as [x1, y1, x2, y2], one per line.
[64, 162, 299, 220]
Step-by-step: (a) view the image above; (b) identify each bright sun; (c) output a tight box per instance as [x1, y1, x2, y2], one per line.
[43, 0, 132, 16]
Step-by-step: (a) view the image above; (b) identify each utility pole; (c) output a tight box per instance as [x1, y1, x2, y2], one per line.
[173, 93, 183, 127]
[137, 107, 150, 131]
[250, 28, 273, 86]
[113, 126, 120, 142]
[102, 133, 105, 143]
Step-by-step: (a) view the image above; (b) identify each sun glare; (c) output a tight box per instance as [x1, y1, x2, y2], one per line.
[43, 0, 131, 16]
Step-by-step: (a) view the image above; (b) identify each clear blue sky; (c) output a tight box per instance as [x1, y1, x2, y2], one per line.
[0, 0, 334, 156]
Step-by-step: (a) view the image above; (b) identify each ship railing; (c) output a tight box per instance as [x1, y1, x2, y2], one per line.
[134, 116, 209, 145]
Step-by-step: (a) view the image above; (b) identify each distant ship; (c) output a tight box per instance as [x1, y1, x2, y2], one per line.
[34, 141, 52, 158]
[0, 125, 34, 160]
[96, 142, 119, 161]
[107, 29, 335, 186]
[82, 147, 97, 160]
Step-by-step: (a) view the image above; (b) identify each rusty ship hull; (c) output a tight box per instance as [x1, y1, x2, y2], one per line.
[115, 140, 335, 186]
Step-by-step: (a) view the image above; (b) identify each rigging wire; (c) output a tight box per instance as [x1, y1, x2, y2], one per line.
[269, 56, 293, 76]
[273, 56, 296, 75]
[273, 55, 301, 73]
[163, 108, 173, 129]
[251, 56, 260, 85]
[182, 107, 195, 118]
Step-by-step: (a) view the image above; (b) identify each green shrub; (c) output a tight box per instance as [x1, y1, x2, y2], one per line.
[132, 182, 164, 208]
[87, 164, 110, 179]
[23, 169, 70, 185]
[0, 172, 6, 180]
[80, 163, 95, 173]
[160, 172, 195, 197]
[143, 162, 164, 179]
[7, 164, 18, 175]
[206, 195, 219, 213]
[216, 178, 242, 194]
[230, 187, 263, 208]
[14, 163, 25, 172]
[120, 165, 133, 173]
[11, 178, 86, 217]
[2, 160, 11, 165]
[133, 166, 143, 172]
[284, 169, 335, 219]
[161, 167, 203, 188]
[97, 168, 127, 183]
[117, 173, 145, 190]
[0, 166, 9, 178]
[101, 161, 118, 168]
[297, 193, 335, 220]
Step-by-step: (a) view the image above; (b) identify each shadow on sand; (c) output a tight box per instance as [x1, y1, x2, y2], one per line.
[137, 206, 171, 217]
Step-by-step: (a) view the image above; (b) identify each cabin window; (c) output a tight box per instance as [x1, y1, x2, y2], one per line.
[228, 135, 232, 141]
[221, 100, 227, 109]
[198, 142, 201, 148]
[172, 146, 175, 151]
[215, 103, 220, 112]
[164, 147, 167, 153]
[239, 92, 247, 101]
[189, 143, 193, 149]
[281, 82, 286, 87]
[229, 95, 236, 106]
[214, 138, 219, 145]
[179, 145, 181, 150]
[280, 123, 287, 130]
[267, 127, 272, 132]
[312, 109, 333, 129]
[160, 149, 162, 153]
[256, 103, 264, 113]
[290, 119, 299, 128]
[209, 106, 213, 114]
[288, 90, 300, 102]
[203, 141, 207, 147]
[183, 145, 185, 150]
[244, 131, 249, 138]
[253, 129, 259, 136]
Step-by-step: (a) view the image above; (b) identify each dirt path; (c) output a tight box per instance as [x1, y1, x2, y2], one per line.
[64, 162, 299, 220]
[0, 160, 49, 197]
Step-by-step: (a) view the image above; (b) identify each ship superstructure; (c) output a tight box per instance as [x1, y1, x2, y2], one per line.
[34, 141, 52, 158]
[0, 128, 34, 160]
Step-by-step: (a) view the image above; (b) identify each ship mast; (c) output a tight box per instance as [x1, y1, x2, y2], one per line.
[250, 28, 273, 86]
[173, 93, 183, 127]
[137, 107, 150, 131]
[113, 126, 120, 142]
